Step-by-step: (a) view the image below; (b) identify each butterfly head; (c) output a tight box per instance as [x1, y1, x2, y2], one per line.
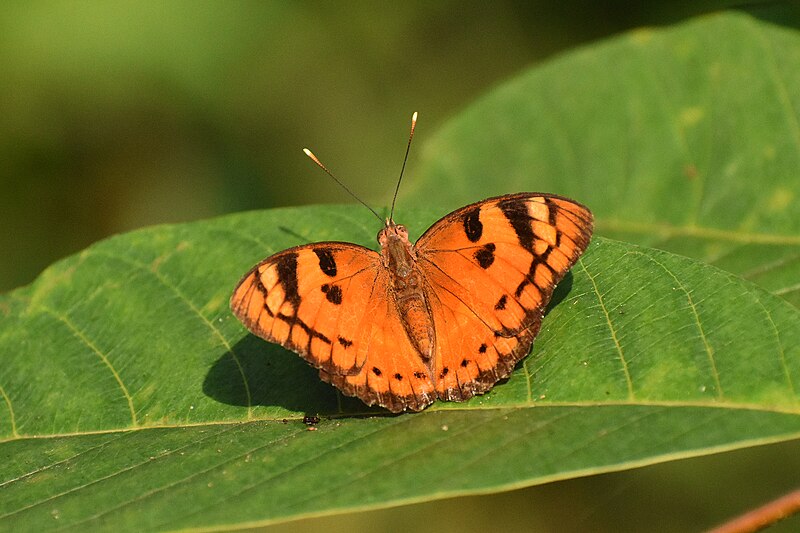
[377, 219, 409, 246]
[378, 220, 415, 272]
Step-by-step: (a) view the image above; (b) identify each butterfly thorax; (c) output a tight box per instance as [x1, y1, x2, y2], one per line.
[378, 222, 436, 363]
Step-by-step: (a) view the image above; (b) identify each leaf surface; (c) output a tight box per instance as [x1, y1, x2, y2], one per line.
[1, 205, 800, 531]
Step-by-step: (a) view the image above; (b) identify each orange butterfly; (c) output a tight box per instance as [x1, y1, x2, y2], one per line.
[230, 115, 593, 412]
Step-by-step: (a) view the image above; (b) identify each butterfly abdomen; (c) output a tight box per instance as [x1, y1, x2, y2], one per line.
[395, 289, 435, 361]
[379, 224, 436, 362]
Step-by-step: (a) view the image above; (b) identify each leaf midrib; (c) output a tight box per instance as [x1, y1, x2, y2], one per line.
[1, 400, 799, 445]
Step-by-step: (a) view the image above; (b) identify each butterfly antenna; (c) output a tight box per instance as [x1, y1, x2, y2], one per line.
[303, 148, 384, 224]
[389, 111, 418, 222]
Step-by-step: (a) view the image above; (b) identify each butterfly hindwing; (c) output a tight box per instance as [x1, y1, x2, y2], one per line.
[416, 193, 594, 401]
[319, 289, 437, 412]
[231, 242, 437, 411]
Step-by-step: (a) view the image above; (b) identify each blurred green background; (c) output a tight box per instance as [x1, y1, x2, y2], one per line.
[3, 0, 789, 294]
[3, 1, 800, 531]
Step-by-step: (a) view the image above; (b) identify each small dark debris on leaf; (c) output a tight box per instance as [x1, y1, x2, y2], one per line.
[303, 415, 320, 426]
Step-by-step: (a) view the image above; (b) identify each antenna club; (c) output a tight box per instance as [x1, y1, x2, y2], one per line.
[303, 148, 322, 166]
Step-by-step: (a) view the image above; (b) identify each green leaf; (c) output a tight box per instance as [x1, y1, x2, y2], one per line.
[4, 11, 800, 531]
[2, 204, 800, 530]
[411, 12, 800, 307]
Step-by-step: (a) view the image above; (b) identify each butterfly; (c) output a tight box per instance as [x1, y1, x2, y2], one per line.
[230, 115, 593, 413]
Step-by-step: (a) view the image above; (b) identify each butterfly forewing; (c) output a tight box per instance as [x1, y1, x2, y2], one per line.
[231, 243, 383, 375]
[415, 193, 594, 402]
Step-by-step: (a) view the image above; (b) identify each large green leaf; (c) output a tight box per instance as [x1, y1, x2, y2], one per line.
[1, 204, 800, 530]
[4, 11, 800, 532]
[411, 12, 800, 307]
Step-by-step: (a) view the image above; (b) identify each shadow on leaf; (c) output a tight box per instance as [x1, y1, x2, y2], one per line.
[548, 270, 574, 311]
[203, 334, 341, 413]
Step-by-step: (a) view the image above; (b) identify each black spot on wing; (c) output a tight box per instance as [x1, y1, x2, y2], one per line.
[276, 252, 300, 307]
[498, 198, 535, 252]
[478, 343, 487, 353]
[338, 336, 353, 348]
[463, 206, 483, 242]
[314, 248, 338, 277]
[372, 367, 382, 377]
[321, 284, 343, 305]
[394, 373, 403, 381]
[474, 243, 496, 269]
[495, 294, 507, 310]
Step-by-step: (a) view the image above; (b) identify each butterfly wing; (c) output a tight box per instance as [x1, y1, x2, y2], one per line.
[230, 242, 436, 412]
[317, 286, 438, 412]
[415, 193, 594, 401]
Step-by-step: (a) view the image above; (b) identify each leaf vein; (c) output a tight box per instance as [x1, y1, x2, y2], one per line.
[741, 250, 800, 280]
[775, 282, 800, 297]
[579, 261, 635, 399]
[753, 294, 798, 401]
[153, 417, 409, 529]
[87, 250, 255, 419]
[0, 386, 18, 439]
[279, 412, 497, 512]
[40, 307, 138, 426]
[0, 434, 127, 491]
[8, 425, 241, 526]
[628, 251, 723, 398]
